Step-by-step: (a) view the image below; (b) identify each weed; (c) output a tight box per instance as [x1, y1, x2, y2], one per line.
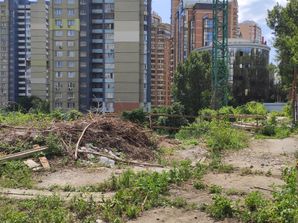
[207, 195, 234, 220]
[226, 189, 246, 196]
[209, 185, 223, 194]
[0, 161, 33, 188]
[194, 180, 207, 190]
[69, 196, 99, 221]
[168, 197, 188, 208]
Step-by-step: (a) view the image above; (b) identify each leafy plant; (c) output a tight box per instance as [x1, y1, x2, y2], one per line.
[122, 108, 147, 125]
[207, 195, 234, 220]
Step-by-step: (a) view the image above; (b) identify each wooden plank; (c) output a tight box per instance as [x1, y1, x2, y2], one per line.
[0, 146, 48, 163]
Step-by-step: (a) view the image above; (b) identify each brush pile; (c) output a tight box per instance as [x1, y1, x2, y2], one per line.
[55, 116, 156, 161]
[0, 115, 156, 161]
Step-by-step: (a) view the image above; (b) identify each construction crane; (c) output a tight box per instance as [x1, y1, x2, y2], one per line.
[211, 0, 229, 109]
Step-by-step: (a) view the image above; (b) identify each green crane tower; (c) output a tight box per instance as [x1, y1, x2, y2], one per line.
[212, 0, 229, 109]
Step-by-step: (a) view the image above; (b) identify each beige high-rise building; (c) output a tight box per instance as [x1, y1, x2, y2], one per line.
[48, 0, 152, 112]
[0, 0, 49, 107]
[0, 0, 9, 106]
[49, 0, 80, 110]
[239, 20, 262, 43]
[151, 13, 173, 107]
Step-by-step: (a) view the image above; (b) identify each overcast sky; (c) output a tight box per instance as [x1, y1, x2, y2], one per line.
[152, 0, 288, 63]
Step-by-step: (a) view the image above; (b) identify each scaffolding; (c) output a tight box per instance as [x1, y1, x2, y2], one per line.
[211, 0, 229, 109]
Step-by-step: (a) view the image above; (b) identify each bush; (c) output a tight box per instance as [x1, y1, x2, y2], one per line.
[152, 102, 189, 134]
[122, 108, 147, 125]
[235, 101, 267, 115]
[207, 195, 234, 220]
[175, 121, 211, 140]
[207, 121, 249, 151]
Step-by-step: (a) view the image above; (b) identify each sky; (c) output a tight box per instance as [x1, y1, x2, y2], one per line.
[152, 0, 288, 63]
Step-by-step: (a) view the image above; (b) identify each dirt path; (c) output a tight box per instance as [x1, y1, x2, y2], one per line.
[224, 136, 298, 176]
[0, 187, 113, 202]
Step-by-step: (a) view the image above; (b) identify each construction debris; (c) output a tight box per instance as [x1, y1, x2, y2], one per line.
[0, 146, 48, 163]
[39, 157, 51, 170]
[0, 116, 157, 162]
[24, 159, 41, 171]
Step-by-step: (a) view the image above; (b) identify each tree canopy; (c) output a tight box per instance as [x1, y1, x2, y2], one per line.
[173, 51, 211, 115]
[267, 0, 298, 95]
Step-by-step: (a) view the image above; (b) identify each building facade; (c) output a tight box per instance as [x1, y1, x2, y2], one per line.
[171, 0, 238, 68]
[0, 0, 49, 106]
[196, 38, 271, 104]
[1, 0, 151, 113]
[0, 0, 10, 106]
[49, 0, 151, 112]
[239, 20, 263, 43]
[151, 13, 173, 107]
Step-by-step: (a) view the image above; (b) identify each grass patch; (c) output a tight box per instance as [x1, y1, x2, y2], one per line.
[0, 161, 34, 188]
[205, 167, 298, 223]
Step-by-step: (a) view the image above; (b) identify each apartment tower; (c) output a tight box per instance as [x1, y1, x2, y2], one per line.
[49, 0, 152, 112]
[0, 0, 49, 106]
[151, 13, 173, 107]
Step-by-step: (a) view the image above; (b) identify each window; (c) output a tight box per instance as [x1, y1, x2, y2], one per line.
[67, 9, 75, 16]
[67, 20, 75, 27]
[55, 0, 62, 4]
[68, 0, 75, 4]
[55, 51, 63, 57]
[55, 61, 63, 68]
[68, 72, 75, 78]
[55, 19, 62, 27]
[67, 30, 75, 36]
[68, 51, 75, 57]
[68, 61, 75, 68]
[55, 72, 63, 78]
[55, 41, 63, 47]
[55, 30, 64, 37]
[54, 8, 62, 16]
[67, 41, 74, 47]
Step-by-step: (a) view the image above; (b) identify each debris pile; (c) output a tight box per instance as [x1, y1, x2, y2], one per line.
[55, 116, 155, 161]
[0, 116, 156, 162]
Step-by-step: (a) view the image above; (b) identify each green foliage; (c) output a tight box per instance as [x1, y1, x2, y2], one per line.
[207, 195, 234, 220]
[45, 134, 64, 157]
[239, 168, 298, 223]
[173, 51, 212, 115]
[0, 161, 33, 188]
[235, 101, 267, 115]
[175, 121, 211, 140]
[122, 108, 147, 125]
[209, 185, 223, 194]
[152, 102, 189, 134]
[100, 160, 202, 222]
[69, 196, 99, 221]
[0, 196, 72, 223]
[206, 121, 249, 152]
[267, 0, 298, 94]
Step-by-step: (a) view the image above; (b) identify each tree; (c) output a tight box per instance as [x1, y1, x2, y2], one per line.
[267, 0, 298, 97]
[173, 51, 211, 115]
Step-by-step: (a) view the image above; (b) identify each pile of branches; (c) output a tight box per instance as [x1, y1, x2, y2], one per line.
[54, 116, 156, 161]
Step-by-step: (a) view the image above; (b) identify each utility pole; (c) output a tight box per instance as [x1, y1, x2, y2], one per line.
[211, 0, 229, 109]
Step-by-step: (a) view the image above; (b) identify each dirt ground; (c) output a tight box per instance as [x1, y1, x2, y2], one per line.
[1, 135, 297, 222]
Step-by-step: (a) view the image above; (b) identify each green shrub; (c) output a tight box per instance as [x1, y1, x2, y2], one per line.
[175, 121, 211, 140]
[199, 108, 217, 120]
[207, 121, 249, 151]
[45, 134, 64, 157]
[122, 108, 147, 124]
[207, 195, 234, 220]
